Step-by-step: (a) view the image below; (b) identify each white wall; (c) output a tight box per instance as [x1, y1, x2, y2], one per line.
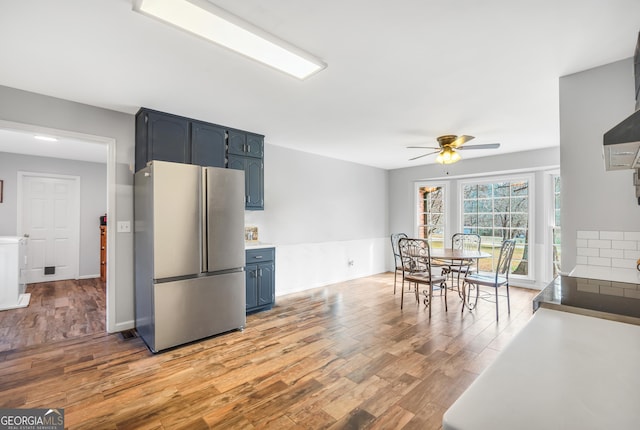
[0, 85, 134, 332]
[245, 144, 389, 295]
[388, 147, 560, 287]
[559, 58, 640, 272]
[0, 152, 107, 277]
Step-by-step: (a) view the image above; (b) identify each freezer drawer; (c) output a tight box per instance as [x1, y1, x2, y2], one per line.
[146, 272, 245, 352]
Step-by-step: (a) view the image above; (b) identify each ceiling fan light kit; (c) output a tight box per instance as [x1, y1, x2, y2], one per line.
[407, 134, 500, 164]
[436, 147, 461, 164]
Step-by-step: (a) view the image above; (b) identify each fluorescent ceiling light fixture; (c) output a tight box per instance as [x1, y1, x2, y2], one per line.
[34, 135, 58, 142]
[132, 0, 327, 80]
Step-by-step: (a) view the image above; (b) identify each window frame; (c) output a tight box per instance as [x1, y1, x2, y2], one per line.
[457, 173, 535, 281]
[414, 181, 449, 248]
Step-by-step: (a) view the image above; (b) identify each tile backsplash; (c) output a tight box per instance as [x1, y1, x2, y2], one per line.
[576, 231, 640, 269]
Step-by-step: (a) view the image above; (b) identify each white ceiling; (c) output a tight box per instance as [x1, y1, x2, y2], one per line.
[0, 0, 639, 169]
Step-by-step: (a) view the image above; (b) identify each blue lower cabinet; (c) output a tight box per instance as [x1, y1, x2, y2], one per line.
[245, 248, 275, 313]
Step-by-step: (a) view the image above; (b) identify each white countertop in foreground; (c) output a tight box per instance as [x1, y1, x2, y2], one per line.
[570, 265, 640, 285]
[443, 308, 640, 430]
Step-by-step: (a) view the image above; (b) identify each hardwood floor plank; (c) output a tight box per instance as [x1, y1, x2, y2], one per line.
[0, 273, 538, 429]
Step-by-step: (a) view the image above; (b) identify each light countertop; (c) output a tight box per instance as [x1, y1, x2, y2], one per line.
[443, 308, 640, 430]
[570, 265, 640, 285]
[245, 242, 275, 250]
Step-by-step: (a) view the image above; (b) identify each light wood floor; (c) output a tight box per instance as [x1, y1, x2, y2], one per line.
[0, 273, 537, 429]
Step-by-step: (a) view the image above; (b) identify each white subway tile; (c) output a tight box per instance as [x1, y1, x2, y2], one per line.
[601, 249, 624, 258]
[577, 283, 599, 294]
[624, 232, 640, 241]
[624, 250, 640, 260]
[588, 239, 611, 249]
[587, 256, 611, 267]
[576, 256, 588, 264]
[611, 240, 637, 250]
[600, 231, 624, 240]
[577, 247, 599, 257]
[577, 231, 599, 239]
[612, 259, 636, 269]
[599, 285, 625, 297]
[612, 281, 638, 289]
[576, 239, 588, 248]
[624, 289, 640, 299]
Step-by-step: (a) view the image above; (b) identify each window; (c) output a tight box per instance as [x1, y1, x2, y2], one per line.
[552, 175, 561, 277]
[416, 184, 445, 249]
[461, 177, 531, 277]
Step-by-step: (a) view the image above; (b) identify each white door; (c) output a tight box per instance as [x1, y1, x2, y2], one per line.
[19, 174, 79, 283]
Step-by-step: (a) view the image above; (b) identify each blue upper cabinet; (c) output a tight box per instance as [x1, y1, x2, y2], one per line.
[136, 110, 190, 172]
[191, 121, 226, 168]
[228, 130, 264, 158]
[135, 107, 265, 210]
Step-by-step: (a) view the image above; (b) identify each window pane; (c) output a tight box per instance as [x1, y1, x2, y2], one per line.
[478, 214, 493, 227]
[494, 198, 510, 212]
[464, 214, 477, 226]
[477, 184, 492, 198]
[511, 197, 528, 212]
[511, 182, 529, 196]
[494, 214, 509, 228]
[494, 182, 510, 197]
[478, 199, 493, 212]
[510, 213, 528, 228]
[464, 185, 477, 199]
[463, 200, 477, 212]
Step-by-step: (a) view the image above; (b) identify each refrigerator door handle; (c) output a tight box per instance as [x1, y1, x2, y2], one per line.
[201, 168, 208, 273]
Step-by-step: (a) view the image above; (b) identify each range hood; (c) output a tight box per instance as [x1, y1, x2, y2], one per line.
[603, 109, 640, 170]
[603, 31, 640, 171]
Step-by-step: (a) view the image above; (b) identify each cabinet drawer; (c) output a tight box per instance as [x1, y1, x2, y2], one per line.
[246, 248, 275, 263]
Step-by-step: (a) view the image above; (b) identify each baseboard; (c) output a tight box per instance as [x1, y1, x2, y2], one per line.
[77, 274, 100, 280]
[109, 319, 135, 334]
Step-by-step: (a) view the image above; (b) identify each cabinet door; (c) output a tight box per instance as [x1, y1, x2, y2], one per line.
[191, 121, 226, 167]
[246, 133, 264, 158]
[147, 111, 190, 165]
[257, 262, 275, 306]
[245, 157, 264, 210]
[245, 263, 258, 310]
[227, 130, 247, 156]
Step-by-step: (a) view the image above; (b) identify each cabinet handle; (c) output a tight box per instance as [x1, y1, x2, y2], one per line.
[258, 268, 262, 276]
[254, 255, 263, 259]
[247, 144, 251, 153]
[247, 195, 251, 203]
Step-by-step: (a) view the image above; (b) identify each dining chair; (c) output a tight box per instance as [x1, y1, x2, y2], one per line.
[390, 233, 408, 294]
[442, 233, 481, 296]
[462, 239, 516, 321]
[398, 237, 447, 316]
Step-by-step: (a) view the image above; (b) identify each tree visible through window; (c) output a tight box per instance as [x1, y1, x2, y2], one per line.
[462, 180, 529, 275]
[417, 185, 444, 249]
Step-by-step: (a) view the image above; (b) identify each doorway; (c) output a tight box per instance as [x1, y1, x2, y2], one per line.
[18, 173, 80, 283]
[0, 119, 115, 343]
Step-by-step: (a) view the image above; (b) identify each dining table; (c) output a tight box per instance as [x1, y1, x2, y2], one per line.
[429, 248, 492, 305]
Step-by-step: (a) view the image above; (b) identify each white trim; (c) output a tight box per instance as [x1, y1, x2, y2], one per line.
[457, 172, 536, 281]
[78, 274, 101, 280]
[0, 119, 117, 333]
[17, 171, 81, 281]
[413, 181, 450, 242]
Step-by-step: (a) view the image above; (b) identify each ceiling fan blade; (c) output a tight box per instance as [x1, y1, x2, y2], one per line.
[406, 146, 440, 149]
[409, 150, 439, 161]
[450, 135, 475, 148]
[458, 143, 501, 150]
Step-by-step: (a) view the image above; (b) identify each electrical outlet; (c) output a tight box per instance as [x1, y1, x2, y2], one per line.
[117, 221, 131, 233]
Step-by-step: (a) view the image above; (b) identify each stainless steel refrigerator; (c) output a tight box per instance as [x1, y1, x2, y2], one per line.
[134, 160, 246, 352]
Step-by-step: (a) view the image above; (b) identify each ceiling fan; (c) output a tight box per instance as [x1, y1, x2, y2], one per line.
[407, 135, 500, 164]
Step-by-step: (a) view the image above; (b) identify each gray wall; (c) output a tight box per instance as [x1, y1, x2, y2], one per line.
[245, 144, 389, 294]
[389, 147, 560, 286]
[0, 152, 107, 277]
[559, 58, 640, 271]
[0, 85, 134, 332]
